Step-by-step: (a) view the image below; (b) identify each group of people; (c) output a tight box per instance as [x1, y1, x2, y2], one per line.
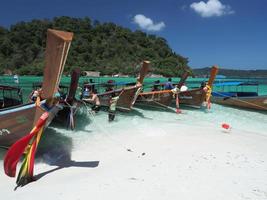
[82, 81, 121, 122]
[151, 78, 188, 92]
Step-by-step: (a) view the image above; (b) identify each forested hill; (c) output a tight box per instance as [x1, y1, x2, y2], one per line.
[0, 16, 190, 77]
[193, 67, 267, 78]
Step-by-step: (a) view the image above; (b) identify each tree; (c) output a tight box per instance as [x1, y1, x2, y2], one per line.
[0, 17, 190, 76]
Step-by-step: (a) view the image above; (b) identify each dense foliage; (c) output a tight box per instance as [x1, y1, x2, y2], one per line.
[193, 67, 267, 78]
[0, 16, 190, 77]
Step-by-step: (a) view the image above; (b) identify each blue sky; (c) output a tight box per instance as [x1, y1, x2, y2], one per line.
[0, 0, 266, 69]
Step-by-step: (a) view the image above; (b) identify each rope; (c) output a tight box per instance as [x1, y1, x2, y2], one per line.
[135, 102, 167, 109]
[81, 101, 144, 155]
[151, 99, 169, 108]
[64, 101, 79, 130]
[212, 91, 267, 111]
[137, 96, 169, 109]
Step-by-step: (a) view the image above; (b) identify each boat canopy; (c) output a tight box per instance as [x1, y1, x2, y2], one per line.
[214, 81, 259, 87]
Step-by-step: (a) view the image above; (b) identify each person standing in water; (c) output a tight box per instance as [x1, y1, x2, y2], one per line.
[108, 89, 124, 122]
[83, 89, 101, 113]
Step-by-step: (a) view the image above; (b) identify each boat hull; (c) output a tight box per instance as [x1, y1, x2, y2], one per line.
[211, 94, 267, 111]
[97, 86, 140, 111]
[178, 88, 206, 108]
[0, 103, 59, 147]
[136, 90, 173, 108]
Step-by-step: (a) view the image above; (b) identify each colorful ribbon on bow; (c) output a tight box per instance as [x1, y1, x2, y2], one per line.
[4, 112, 49, 187]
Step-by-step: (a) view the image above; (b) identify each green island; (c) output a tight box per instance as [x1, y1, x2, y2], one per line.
[0, 16, 190, 77]
[193, 67, 267, 78]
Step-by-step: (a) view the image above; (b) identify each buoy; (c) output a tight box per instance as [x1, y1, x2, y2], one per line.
[176, 108, 182, 114]
[222, 123, 230, 130]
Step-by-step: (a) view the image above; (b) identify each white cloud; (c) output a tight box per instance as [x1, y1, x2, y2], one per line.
[133, 14, 165, 31]
[190, 0, 234, 17]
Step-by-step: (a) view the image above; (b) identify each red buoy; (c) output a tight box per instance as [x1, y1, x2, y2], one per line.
[222, 123, 230, 129]
[176, 108, 182, 114]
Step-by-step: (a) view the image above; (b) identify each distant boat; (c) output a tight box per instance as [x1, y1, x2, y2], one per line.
[0, 85, 23, 109]
[0, 29, 74, 147]
[211, 81, 267, 111]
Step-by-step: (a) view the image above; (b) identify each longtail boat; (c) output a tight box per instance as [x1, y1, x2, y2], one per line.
[0, 29, 73, 147]
[178, 66, 218, 108]
[135, 71, 190, 109]
[82, 61, 150, 111]
[33, 68, 81, 129]
[0, 85, 23, 109]
[56, 68, 81, 129]
[211, 82, 267, 111]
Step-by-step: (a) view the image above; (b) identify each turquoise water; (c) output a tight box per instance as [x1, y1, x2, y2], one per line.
[1, 75, 267, 100]
[0, 75, 266, 160]
[3, 101, 266, 158]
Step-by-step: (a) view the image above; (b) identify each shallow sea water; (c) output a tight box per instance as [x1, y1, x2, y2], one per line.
[44, 103, 267, 151]
[0, 76, 267, 160]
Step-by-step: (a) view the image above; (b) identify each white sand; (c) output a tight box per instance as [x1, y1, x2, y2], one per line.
[1, 119, 267, 200]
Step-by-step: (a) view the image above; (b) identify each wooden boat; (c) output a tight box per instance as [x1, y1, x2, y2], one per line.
[211, 82, 267, 111]
[0, 29, 73, 147]
[178, 66, 218, 108]
[136, 90, 174, 108]
[56, 68, 82, 129]
[0, 85, 23, 109]
[135, 71, 190, 109]
[82, 61, 150, 111]
[33, 68, 81, 129]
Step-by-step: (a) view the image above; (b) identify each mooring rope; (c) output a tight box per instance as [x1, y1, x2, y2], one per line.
[64, 101, 79, 130]
[81, 100, 144, 155]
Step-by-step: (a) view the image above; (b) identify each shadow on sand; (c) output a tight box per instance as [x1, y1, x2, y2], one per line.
[33, 127, 99, 181]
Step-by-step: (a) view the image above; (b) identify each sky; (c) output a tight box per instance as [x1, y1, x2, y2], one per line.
[0, 0, 266, 69]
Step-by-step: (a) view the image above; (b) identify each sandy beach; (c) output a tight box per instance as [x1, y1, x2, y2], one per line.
[1, 105, 267, 200]
[1, 0, 267, 198]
